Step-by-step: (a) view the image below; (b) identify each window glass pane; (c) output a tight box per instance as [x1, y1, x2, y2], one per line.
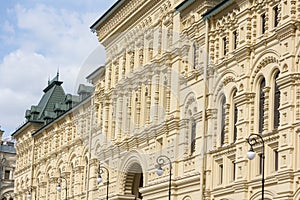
[261, 13, 266, 34]
[4, 170, 10, 179]
[221, 97, 226, 145]
[219, 164, 223, 184]
[274, 73, 280, 129]
[191, 121, 196, 154]
[259, 78, 265, 133]
[275, 150, 279, 171]
[274, 6, 279, 27]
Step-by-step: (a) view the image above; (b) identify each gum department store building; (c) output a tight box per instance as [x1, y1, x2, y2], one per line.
[12, 0, 300, 199]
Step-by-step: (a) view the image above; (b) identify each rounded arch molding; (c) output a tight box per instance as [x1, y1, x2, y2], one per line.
[119, 150, 148, 195]
[182, 92, 198, 118]
[249, 189, 276, 200]
[212, 70, 238, 104]
[293, 187, 300, 199]
[250, 53, 279, 86]
[182, 195, 192, 200]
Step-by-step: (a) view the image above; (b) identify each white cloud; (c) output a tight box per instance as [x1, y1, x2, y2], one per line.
[3, 21, 14, 34]
[0, 1, 116, 135]
[0, 88, 38, 134]
[14, 4, 100, 63]
[0, 50, 50, 93]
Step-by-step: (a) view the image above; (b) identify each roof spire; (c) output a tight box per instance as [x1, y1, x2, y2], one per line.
[57, 68, 60, 81]
[48, 75, 50, 85]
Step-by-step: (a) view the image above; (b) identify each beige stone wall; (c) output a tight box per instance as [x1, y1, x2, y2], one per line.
[202, 0, 300, 200]
[91, 1, 211, 199]
[13, 98, 95, 200]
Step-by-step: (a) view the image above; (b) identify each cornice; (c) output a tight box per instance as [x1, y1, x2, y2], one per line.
[98, 117, 181, 159]
[94, 0, 163, 46]
[275, 21, 297, 41]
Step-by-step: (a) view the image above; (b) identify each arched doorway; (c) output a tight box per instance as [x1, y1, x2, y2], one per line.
[124, 162, 143, 199]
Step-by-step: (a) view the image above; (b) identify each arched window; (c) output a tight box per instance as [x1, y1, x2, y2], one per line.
[193, 42, 197, 69]
[84, 157, 88, 190]
[71, 163, 75, 197]
[259, 78, 265, 133]
[274, 72, 280, 129]
[233, 91, 238, 142]
[221, 96, 226, 146]
[190, 118, 196, 154]
[184, 94, 198, 155]
[144, 87, 150, 123]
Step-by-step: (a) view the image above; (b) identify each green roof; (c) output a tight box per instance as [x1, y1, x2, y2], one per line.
[37, 80, 66, 120]
[25, 73, 66, 122]
[13, 73, 94, 137]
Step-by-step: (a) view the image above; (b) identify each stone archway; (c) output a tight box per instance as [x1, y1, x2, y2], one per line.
[124, 162, 144, 200]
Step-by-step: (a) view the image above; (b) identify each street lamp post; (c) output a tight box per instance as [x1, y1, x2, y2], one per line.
[156, 155, 172, 200]
[97, 165, 109, 200]
[27, 186, 36, 200]
[247, 133, 265, 200]
[57, 176, 68, 200]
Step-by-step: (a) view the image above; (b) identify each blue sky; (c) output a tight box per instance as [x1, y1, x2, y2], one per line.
[0, 0, 117, 136]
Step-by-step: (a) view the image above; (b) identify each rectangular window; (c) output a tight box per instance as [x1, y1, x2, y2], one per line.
[4, 170, 10, 179]
[259, 79, 265, 133]
[234, 105, 238, 142]
[232, 161, 236, 181]
[221, 97, 226, 146]
[261, 13, 266, 34]
[274, 74, 280, 129]
[273, 6, 279, 27]
[223, 37, 227, 55]
[275, 150, 279, 171]
[191, 121, 196, 154]
[156, 138, 163, 154]
[219, 164, 223, 184]
[233, 31, 238, 50]
[193, 42, 197, 69]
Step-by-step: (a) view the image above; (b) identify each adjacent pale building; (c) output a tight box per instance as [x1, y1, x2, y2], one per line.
[0, 129, 16, 200]
[12, 74, 95, 200]
[13, 0, 300, 199]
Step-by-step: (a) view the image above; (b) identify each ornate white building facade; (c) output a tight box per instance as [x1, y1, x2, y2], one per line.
[89, 0, 300, 199]
[13, 0, 300, 199]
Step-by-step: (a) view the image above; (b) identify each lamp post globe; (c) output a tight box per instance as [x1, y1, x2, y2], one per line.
[97, 176, 102, 184]
[156, 165, 163, 176]
[27, 193, 31, 199]
[56, 185, 61, 192]
[247, 149, 256, 160]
